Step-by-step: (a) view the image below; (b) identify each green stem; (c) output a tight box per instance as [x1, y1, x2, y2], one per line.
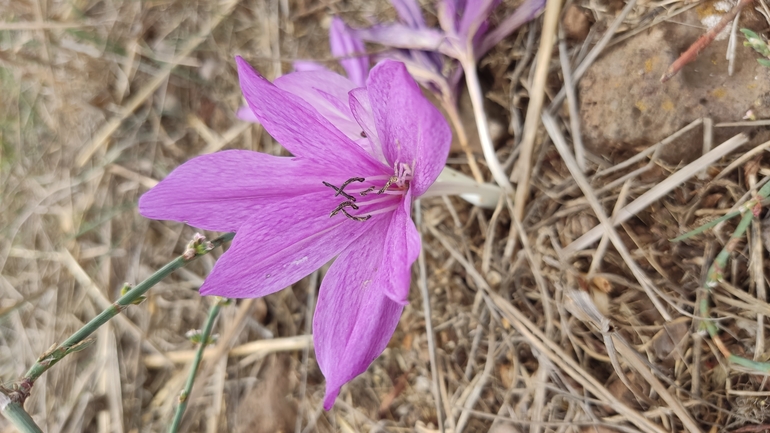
[20, 232, 235, 398]
[0, 400, 44, 433]
[680, 178, 770, 374]
[168, 297, 226, 433]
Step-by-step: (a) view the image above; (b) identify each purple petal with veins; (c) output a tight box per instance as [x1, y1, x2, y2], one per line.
[139, 56, 450, 409]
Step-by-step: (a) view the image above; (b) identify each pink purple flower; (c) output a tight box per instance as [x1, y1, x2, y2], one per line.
[352, 0, 545, 91]
[139, 57, 451, 409]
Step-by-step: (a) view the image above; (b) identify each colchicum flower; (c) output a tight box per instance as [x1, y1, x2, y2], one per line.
[139, 58, 451, 409]
[353, 0, 545, 90]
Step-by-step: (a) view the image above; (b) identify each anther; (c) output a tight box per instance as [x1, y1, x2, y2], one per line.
[323, 177, 365, 202]
[330, 201, 359, 217]
[360, 186, 376, 196]
[341, 208, 372, 221]
[377, 176, 399, 194]
[360, 131, 367, 138]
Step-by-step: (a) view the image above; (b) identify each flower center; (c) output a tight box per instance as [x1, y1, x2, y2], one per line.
[323, 166, 412, 222]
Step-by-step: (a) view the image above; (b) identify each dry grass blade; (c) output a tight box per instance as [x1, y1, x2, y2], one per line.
[425, 224, 666, 433]
[8, 0, 770, 429]
[9, 247, 166, 358]
[660, 0, 755, 82]
[74, 0, 240, 167]
[543, 113, 672, 319]
[511, 0, 563, 220]
[563, 132, 750, 255]
[143, 335, 311, 369]
[566, 291, 700, 433]
[416, 203, 446, 433]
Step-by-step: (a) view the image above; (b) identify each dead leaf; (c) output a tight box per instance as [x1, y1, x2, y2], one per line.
[649, 317, 691, 364]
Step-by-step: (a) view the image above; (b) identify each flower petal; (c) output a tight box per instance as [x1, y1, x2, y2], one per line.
[437, 0, 459, 34]
[273, 69, 363, 140]
[199, 189, 381, 298]
[236, 56, 381, 173]
[139, 150, 335, 232]
[354, 24, 444, 52]
[293, 60, 329, 72]
[476, 0, 545, 57]
[313, 216, 406, 410]
[366, 60, 452, 196]
[457, 0, 500, 40]
[236, 105, 258, 123]
[377, 190, 420, 303]
[391, 0, 426, 28]
[348, 87, 386, 164]
[330, 17, 369, 87]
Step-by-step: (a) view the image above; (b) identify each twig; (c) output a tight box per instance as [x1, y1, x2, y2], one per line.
[74, 0, 240, 166]
[748, 172, 766, 359]
[727, 11, 742, 76]
[168, 297, 228, 433]
[676, 181, 770, 373]
[548, 0, 639, 112]
[142, 334, 312, 368]
[416, 200, 445, 433]
[563, 133, 749, 255]
[660, 0, 754, 82]
[295, 272, 318, 433]
[423, 226, 666, 433]
[558, 34, 586, 172]
[543, 112, 672, 320]
[512, 0, 563, 219]
[699, 118, 714, 180]
[566, 291, 701, 433]
[14, 232, 234, 403]
[440, 97, 485, 183]
[455, 325, 495, 433]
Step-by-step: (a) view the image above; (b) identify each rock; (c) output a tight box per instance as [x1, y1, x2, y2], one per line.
[578, 5, 770, 163]
[563, 5, 592, 42]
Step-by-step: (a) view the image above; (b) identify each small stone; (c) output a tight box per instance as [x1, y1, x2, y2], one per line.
[578, 9, 770, 163]
[562, 5, 591, 42]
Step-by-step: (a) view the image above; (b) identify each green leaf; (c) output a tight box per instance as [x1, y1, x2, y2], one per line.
[741, 28, 770, 57]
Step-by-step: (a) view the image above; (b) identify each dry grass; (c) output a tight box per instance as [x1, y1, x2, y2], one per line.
[2, 0, 770, 432]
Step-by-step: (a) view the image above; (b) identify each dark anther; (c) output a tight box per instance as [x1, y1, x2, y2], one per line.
[330, 201, 359, 217]
[360, 186, 376, 196]
[341, 208, 372, 221]
[323, 177, 364, 202]
[377, 176, 398, 194]
[360, 131, 367, 138]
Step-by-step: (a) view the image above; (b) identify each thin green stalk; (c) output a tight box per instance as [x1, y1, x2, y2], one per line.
[168, 297, 227, 433]
[17, 232, 234, 402]
[0, 399, 44, 433]
[674, 179, 770, 373]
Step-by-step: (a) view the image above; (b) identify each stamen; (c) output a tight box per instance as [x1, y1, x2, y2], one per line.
[322, 177, 365, 202]
[360, 131, 367, 138]
[356, 195, 400, 207]
[360, 186, 376, 196]
[339, 177, 365, 191]
[366, 205, 400, 217]
[378, 176, 399, 194]
[341, 208, 372, 221]
[330, 201, 359, 217]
